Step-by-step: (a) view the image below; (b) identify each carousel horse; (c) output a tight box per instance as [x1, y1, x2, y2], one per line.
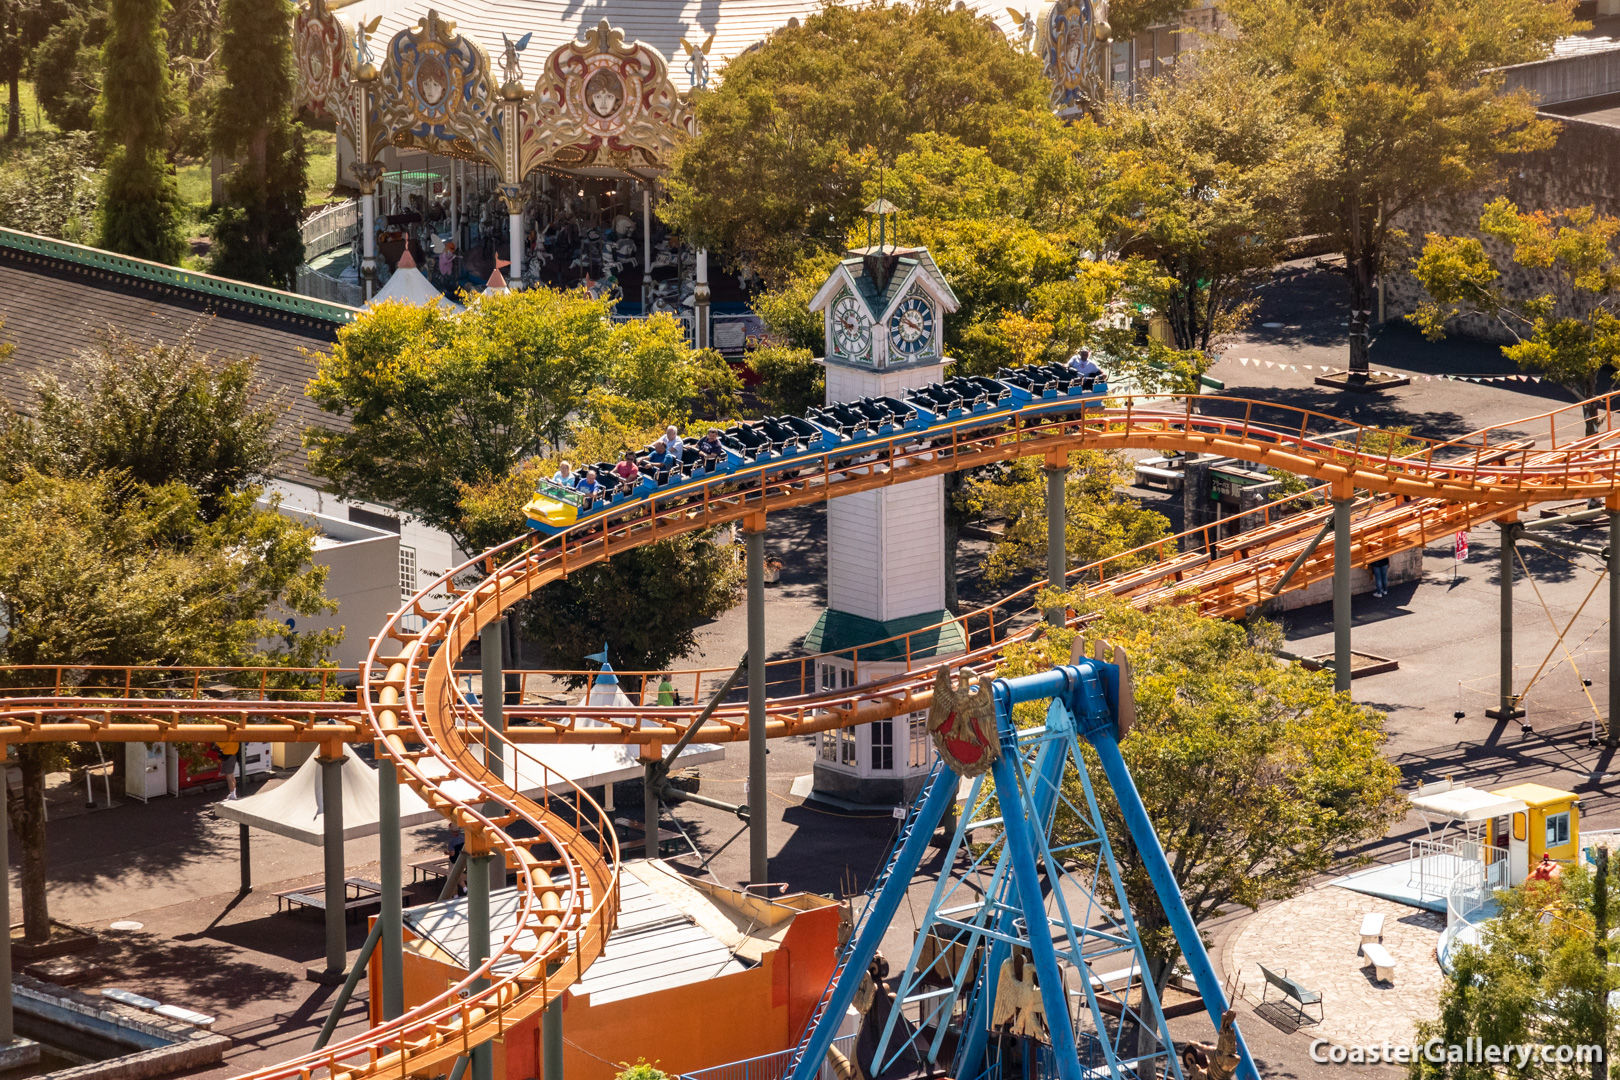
[825, 954, 928, 1080]
[1181, 1010, 1241, 1080]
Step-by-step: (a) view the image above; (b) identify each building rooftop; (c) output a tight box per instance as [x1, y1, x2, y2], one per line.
[403, 862, 752, 1005]
[0, 229, 354, 487]
[804, 608, 966, 663]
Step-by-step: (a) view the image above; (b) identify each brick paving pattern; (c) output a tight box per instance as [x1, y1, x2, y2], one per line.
[1228, 888, 1445, 1050]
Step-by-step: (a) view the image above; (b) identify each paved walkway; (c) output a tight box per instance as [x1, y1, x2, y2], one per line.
[1228, 888, 1445, 1050]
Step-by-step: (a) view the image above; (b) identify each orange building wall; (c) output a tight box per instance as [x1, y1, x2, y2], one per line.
[371, 904, 841, 1080]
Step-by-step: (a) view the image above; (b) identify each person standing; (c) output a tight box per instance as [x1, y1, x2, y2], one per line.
[1370, 556, 1390, 598]
[657, 673, 676, 707]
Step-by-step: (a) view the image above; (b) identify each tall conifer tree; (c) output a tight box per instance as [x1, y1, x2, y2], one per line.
[94, 0, 185, 264]
[209, 0, 306, 287]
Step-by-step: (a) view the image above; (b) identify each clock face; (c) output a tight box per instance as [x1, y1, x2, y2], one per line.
[832, 293, 872, 358]
[888, 295, 934, 357]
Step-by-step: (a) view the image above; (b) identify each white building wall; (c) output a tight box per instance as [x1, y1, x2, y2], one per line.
[824, 359, 948, 623]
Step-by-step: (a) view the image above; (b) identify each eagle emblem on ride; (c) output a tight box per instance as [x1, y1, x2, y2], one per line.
[928, 668, 1000, 776]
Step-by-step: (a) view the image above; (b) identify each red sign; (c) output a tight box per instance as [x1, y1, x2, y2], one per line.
[1455, 531, 1470, 562]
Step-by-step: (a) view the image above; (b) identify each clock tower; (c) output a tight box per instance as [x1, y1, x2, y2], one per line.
[804, 241, 963, 806]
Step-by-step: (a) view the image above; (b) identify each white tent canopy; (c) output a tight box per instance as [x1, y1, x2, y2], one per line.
[216, 744, 440, 845]
[435, 663, 724, 801]
[367, 250, 461, 310]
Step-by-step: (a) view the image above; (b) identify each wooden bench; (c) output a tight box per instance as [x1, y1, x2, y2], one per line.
[1362, 942, 1397, 984]
[1359, 912, 1385, 949]
[410, 857, 454, 884]
[274, 877, 389, 922]
[1257, 962, 1323, 1022]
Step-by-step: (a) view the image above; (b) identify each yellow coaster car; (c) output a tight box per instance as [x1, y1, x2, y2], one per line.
[524, 480, 583, 533]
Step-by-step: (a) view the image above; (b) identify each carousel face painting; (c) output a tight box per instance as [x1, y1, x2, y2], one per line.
[585, 68, 623, 119]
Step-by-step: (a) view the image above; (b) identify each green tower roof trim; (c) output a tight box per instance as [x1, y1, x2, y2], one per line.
[804, 608, 967, 663]
[0, 228, 361, 325]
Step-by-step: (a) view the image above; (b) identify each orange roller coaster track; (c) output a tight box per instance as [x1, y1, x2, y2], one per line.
[5, 391, 1620, 1080]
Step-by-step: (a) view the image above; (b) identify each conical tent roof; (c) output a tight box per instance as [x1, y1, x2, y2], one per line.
[215, 743, 439, 845]
[368, 249, 461, 310]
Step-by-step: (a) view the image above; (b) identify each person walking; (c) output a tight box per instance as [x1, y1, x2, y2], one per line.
[1370, 556, 1390, 597]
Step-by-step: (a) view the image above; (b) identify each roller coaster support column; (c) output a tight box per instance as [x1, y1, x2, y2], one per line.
[481, 619, 507, 892]
[314, 743, 347, 983]
[1611, 495, 1620, 747]
[1045, 452, 1068, 625]
[377, 756, 404, 1020]
[642, 748, 662, 862]
[1488, 514, 1524, 721]
[1333, 483, 1353, 695]
[542, 994, 563, 1080]
[746, 513, 768, 886]
[0, 781, 11, 1042]
[467, 846, 494, 1080]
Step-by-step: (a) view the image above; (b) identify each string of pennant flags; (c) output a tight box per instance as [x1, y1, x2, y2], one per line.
[1222, 356, 1543, 384]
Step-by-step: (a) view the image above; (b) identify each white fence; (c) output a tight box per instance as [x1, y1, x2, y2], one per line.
[1408, 836, 1508, 900]
[301, 200, 360, 256]
[295, 264, 363, 307]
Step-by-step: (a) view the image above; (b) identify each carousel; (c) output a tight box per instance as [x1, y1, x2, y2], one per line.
[291, 0, 1113, 330]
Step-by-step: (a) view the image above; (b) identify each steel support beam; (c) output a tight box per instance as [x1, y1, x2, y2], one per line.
[745, 520, 768, 886]
[1610, 507, 1619, 747]
[378, 757, 404, 1020]
[314, 917, 383, 1050]
[480, 619, 506, 893]
[542, 998, 563, 1080]
[1045, 461, 1068, 625]
[1333, 496, 1353, 694]
[468, 852, 494, 1080]
[1488, 520, 1524, 720]
[315, 750, 347, 982]
[238, 824, 251, 894]
[0, 781, 11, 1042]
[643, 760, 659, 862]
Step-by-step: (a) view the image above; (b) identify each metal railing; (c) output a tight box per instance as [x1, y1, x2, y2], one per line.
[684, 1034, 857, 1080]
[301, 200, 361, 256]
[297, 263, 364, 307]
[1409, 837, 1509, 900]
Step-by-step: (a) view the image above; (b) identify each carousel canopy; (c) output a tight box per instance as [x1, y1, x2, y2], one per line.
[295, 0, 1107, 182]
[330, 0, 1022, 95]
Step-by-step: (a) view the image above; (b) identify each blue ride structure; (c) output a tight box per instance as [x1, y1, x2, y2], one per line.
[784, 652, 1259, 1080]
[523, 361, 1109, 533]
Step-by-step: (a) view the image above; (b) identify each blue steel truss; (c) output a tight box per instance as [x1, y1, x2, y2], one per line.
[785, 660, 1260, 1080]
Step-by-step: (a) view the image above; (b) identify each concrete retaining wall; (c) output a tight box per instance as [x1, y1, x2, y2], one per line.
[12, 977, 228, 1080]
[1267, 546, 1423, 613]
[1497, 49, 1620, 105]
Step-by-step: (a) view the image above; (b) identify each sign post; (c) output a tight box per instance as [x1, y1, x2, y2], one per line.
[1454, 530, 1470, 582]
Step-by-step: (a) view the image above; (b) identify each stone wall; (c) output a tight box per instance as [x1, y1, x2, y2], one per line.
[1383, 112, 1620, 344]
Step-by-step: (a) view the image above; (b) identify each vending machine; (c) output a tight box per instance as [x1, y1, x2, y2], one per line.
[124, 743, 167, 802]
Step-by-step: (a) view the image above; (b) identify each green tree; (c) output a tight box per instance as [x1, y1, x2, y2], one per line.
[307, 292, 739, 552]
[963, 450, 1174, 586]
[1, 325, 284, 516]
[0, 131, 102, 241]
[999, 600, 1405, 993]
[94, 0, 185, 263]
[1411, 864, 1613, 1078]
[1412, 198, 1620, 435]
[209, 0, 305, 287]
[665, 0, 1051, 280]
[1221, 0, 1574, 376]
[1103, 50, 1323, 352]
[455, 445, 743, 679]
[33, 1, 107, 133]
[0, 471, 335, 941]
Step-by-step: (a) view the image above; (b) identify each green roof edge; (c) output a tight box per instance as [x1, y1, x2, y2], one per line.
[804, 608, 967, 663]
[0, 227, 360, 325]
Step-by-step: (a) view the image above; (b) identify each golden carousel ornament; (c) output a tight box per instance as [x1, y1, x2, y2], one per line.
[1038, 0, 1110, 113]
[927, 667, 1000, 777]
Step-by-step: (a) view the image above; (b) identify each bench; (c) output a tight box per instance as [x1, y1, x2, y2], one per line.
[410, 857, 454, 884]
[1362, 942, 1397, 984]
[1359, 913, 1385, 949]
[1257, 962, 1323, 1022]
[274, 877, 390, 922]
